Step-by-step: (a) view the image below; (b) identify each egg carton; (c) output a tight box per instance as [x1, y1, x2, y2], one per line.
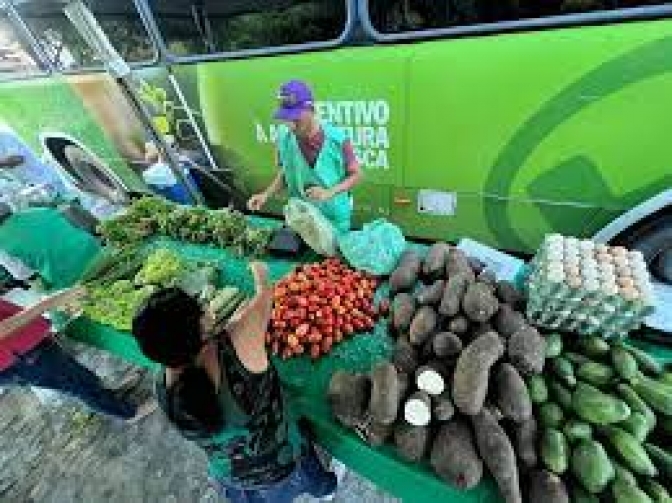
[526, 234, 656, 338]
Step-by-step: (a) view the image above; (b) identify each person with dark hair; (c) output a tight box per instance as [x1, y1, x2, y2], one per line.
[132, 262, 340, 503]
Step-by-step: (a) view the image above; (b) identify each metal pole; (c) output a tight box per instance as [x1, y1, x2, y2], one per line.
[61, 0, 203, 205]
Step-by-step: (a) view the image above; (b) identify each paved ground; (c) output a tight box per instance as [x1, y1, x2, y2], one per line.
[0, 341, 399, 503]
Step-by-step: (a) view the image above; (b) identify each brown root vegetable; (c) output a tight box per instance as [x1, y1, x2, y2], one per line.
[409, 306, 438, 346]
[404, 391, 433, 427]
[467, 257, 487, 276]
[416, 279, 446, 306]
[433, 392, 455, 422]
[494, 305, 527, 339]
[432, 332, 463, 358]
[361, 421, 393, 447]
[472, 408, 522, 503]
[391, 292, 416, 332]
[392, 336, 419, 374]
[508, 326, 547, 376]
[453, 331, 505, 416]
[462, 282, 500, 323]
[527, 469, 569, 503]
[328, 371, 371, 428]
[495, 363, 533, 423]
[394, 422, 430, 462]
[447, 316, 470, 335]
[477, 269, 498, 289]
[446, 249, 476, 281]
[430, 418, 484, 490]
[471, 322, 494, 340]
[369, 362, 400, 425]
[496, 280, 524, 308]
[514, 417, 539, 469]
[423, 242, 451, 279]
[416, 362, 447, 396]
[438, 273, 471, 317]
[389, 250, 422, 293]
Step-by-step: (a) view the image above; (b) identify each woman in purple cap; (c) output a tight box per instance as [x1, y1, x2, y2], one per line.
[248, 80, 362, 233]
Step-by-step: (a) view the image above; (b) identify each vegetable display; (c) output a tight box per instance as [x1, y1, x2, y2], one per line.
[99, 196, 272, 257]
[268, 258, 381, 360]
[82, 247, 245, 331]
[328, 244, 548, 502]
[530, 331, 672, 501]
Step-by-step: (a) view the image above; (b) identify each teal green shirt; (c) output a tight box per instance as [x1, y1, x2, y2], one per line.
[276, 123, 353, 233]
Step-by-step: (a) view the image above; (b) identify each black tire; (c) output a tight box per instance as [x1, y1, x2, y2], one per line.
[615, 213, 672, 284]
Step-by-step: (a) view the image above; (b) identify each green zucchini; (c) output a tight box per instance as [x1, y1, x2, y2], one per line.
[570, 439, 615, 494]
[572, 382, 631, 425]
[540, 428, 569, 475]
[577, 361, 615, 388]
[599, 425, 657, 477]
[612, 347, 639, 381]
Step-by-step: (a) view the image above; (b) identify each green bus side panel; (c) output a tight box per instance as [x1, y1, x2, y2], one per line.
[176, 19, 672, 252]
[0, 74, 144, 192]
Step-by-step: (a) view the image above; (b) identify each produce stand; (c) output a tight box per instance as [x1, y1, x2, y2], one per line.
[60, 229, 672, 503]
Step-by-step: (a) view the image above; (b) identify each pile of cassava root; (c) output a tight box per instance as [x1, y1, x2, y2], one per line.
[328, 244, 550, 503]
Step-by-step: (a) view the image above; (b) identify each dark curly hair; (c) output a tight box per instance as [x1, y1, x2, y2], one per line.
[132, 287, 204, 367]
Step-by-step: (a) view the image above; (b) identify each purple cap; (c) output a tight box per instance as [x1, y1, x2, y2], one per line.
[274, 80, 314, 121]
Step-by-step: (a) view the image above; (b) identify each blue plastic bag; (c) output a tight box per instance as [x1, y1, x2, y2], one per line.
[338, 219, 407, 276]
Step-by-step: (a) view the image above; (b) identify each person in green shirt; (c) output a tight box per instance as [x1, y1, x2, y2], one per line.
[248, 80, 362, 234]
[132, 262, 341, 503]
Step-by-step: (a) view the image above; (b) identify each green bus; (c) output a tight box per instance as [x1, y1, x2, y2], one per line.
[1, 0, 671, 327]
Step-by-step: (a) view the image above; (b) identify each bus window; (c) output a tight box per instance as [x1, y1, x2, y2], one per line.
[15, 0, 154, 70]
[0, 12, 41, 77]
[148, 0, 348, 57]
[367, 0, 671, 34]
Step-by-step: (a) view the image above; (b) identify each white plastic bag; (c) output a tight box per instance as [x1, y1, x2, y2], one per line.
[284, 197, 338, 257]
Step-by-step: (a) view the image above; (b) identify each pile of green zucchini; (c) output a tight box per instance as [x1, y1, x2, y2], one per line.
[527, 333, 672, 502]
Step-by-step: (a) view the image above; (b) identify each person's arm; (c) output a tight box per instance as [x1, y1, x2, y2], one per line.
[225, 262, 272, 372]
[263, 169, 286, 199]
[0, 287, 85, 341]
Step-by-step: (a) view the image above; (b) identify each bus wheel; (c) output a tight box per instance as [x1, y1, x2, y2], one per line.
[618, 213, 672, 285]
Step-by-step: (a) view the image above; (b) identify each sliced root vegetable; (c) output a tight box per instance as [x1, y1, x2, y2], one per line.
[404, 391, 432, 427]
[416, 363, 447, 396]
[368, 362, 401, 426]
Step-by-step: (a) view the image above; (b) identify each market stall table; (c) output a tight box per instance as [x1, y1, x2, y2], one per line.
[63, 236, 503, 503]
[62, 236, 672, 503]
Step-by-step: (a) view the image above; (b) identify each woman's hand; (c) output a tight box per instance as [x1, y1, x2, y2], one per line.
[305, 186, 334, 202]
[247, 192, 269, 212]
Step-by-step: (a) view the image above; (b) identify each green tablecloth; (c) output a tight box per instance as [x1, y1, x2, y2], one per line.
[61, 232, 672, 503]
